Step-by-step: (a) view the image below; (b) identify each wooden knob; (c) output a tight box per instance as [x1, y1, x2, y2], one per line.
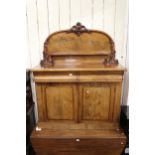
[76, 139, 80, 142]
[69, 73, 73, 76]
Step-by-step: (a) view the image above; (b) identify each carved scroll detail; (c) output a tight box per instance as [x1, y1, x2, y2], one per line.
[40, 52, 53, 67]
[103, 50, 118, 66]
[67, 22, 90, 36]
[103, 39, 118, 66]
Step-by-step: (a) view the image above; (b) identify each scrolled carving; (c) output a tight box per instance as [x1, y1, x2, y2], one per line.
[103, 50, 118, 66]
[109, 39, 115, 52]
[40, 52, 53, 67]
[67, 22, 90, 36]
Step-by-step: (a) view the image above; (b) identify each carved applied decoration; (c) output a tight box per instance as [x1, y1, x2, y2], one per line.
[103, 50, 119, 66]
[40, 52, 53, 67]
[67, 22, 90, 36]
[103, 40, 119, 66]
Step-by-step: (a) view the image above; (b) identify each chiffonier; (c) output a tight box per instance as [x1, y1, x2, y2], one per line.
[31, 23, 126, 155]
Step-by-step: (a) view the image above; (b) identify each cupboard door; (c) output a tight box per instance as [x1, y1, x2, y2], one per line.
[79, 84, 115, 121]
[45, 84, 77, 120]
[46, 84, 74, 120]
[36, 84, 78, 122]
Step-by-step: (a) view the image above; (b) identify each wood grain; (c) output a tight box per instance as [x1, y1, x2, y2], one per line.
[31, 128, 126, 155]
[34, 68, 124, 123]
[32, 64, 126, 72]
[35, 84, 47, 121]
[113, 83, 122, 121]
[35, 121, 119, 130]
[44, 31, 112, 55]
[40, 23, 119, 67]
[80, 84, 111, 120]
[31, 22, 126, 155]
[46, 84, 75, 120]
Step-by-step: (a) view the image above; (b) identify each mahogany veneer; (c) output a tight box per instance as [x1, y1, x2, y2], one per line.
[31, 23, 126, 155]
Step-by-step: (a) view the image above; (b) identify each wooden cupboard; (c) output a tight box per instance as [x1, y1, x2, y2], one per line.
[35, 82, 122, 123]
[31, 23, 126, 155]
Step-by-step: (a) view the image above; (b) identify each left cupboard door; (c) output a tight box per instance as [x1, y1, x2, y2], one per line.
[35, 83, 78, 122]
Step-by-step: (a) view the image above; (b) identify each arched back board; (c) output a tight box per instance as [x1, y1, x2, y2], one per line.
[41, 22, 118, 67]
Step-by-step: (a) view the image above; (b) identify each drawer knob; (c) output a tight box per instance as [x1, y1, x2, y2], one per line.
[69, 73, 73, 76]
[76, 139, 80, 142]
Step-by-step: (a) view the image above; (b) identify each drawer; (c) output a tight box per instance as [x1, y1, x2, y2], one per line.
[35, 150, 123, 155]
[32, 138, 125, 150]
[33, 71, 78, 83]
[32, 138, 126, 155]
[31, 129, 126, 155]
[33, 71, 123, 83]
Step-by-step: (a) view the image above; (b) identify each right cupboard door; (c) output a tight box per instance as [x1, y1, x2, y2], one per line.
[79, 83, 122, 122]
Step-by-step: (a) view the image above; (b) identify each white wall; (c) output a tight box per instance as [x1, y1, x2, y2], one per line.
[26, 0, 129, 106]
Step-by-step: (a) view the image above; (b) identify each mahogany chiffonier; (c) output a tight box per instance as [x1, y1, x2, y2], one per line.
[31, 22, 126, 155]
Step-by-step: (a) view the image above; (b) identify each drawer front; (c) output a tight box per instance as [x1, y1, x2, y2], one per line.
[33, 71, 123, 83]
[32, 138, 126, 155]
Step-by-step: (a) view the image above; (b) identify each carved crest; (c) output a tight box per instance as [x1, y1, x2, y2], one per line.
[67, 22, 90, 36]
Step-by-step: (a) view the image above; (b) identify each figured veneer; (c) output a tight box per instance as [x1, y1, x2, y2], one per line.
[41, 22, 118, 67]
[31, 23, 126, 155]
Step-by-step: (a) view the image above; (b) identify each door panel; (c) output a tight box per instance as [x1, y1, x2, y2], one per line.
[46, 84, 76, 120]
[79, 84, 114, 121]
[36, 83, 118, 122]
